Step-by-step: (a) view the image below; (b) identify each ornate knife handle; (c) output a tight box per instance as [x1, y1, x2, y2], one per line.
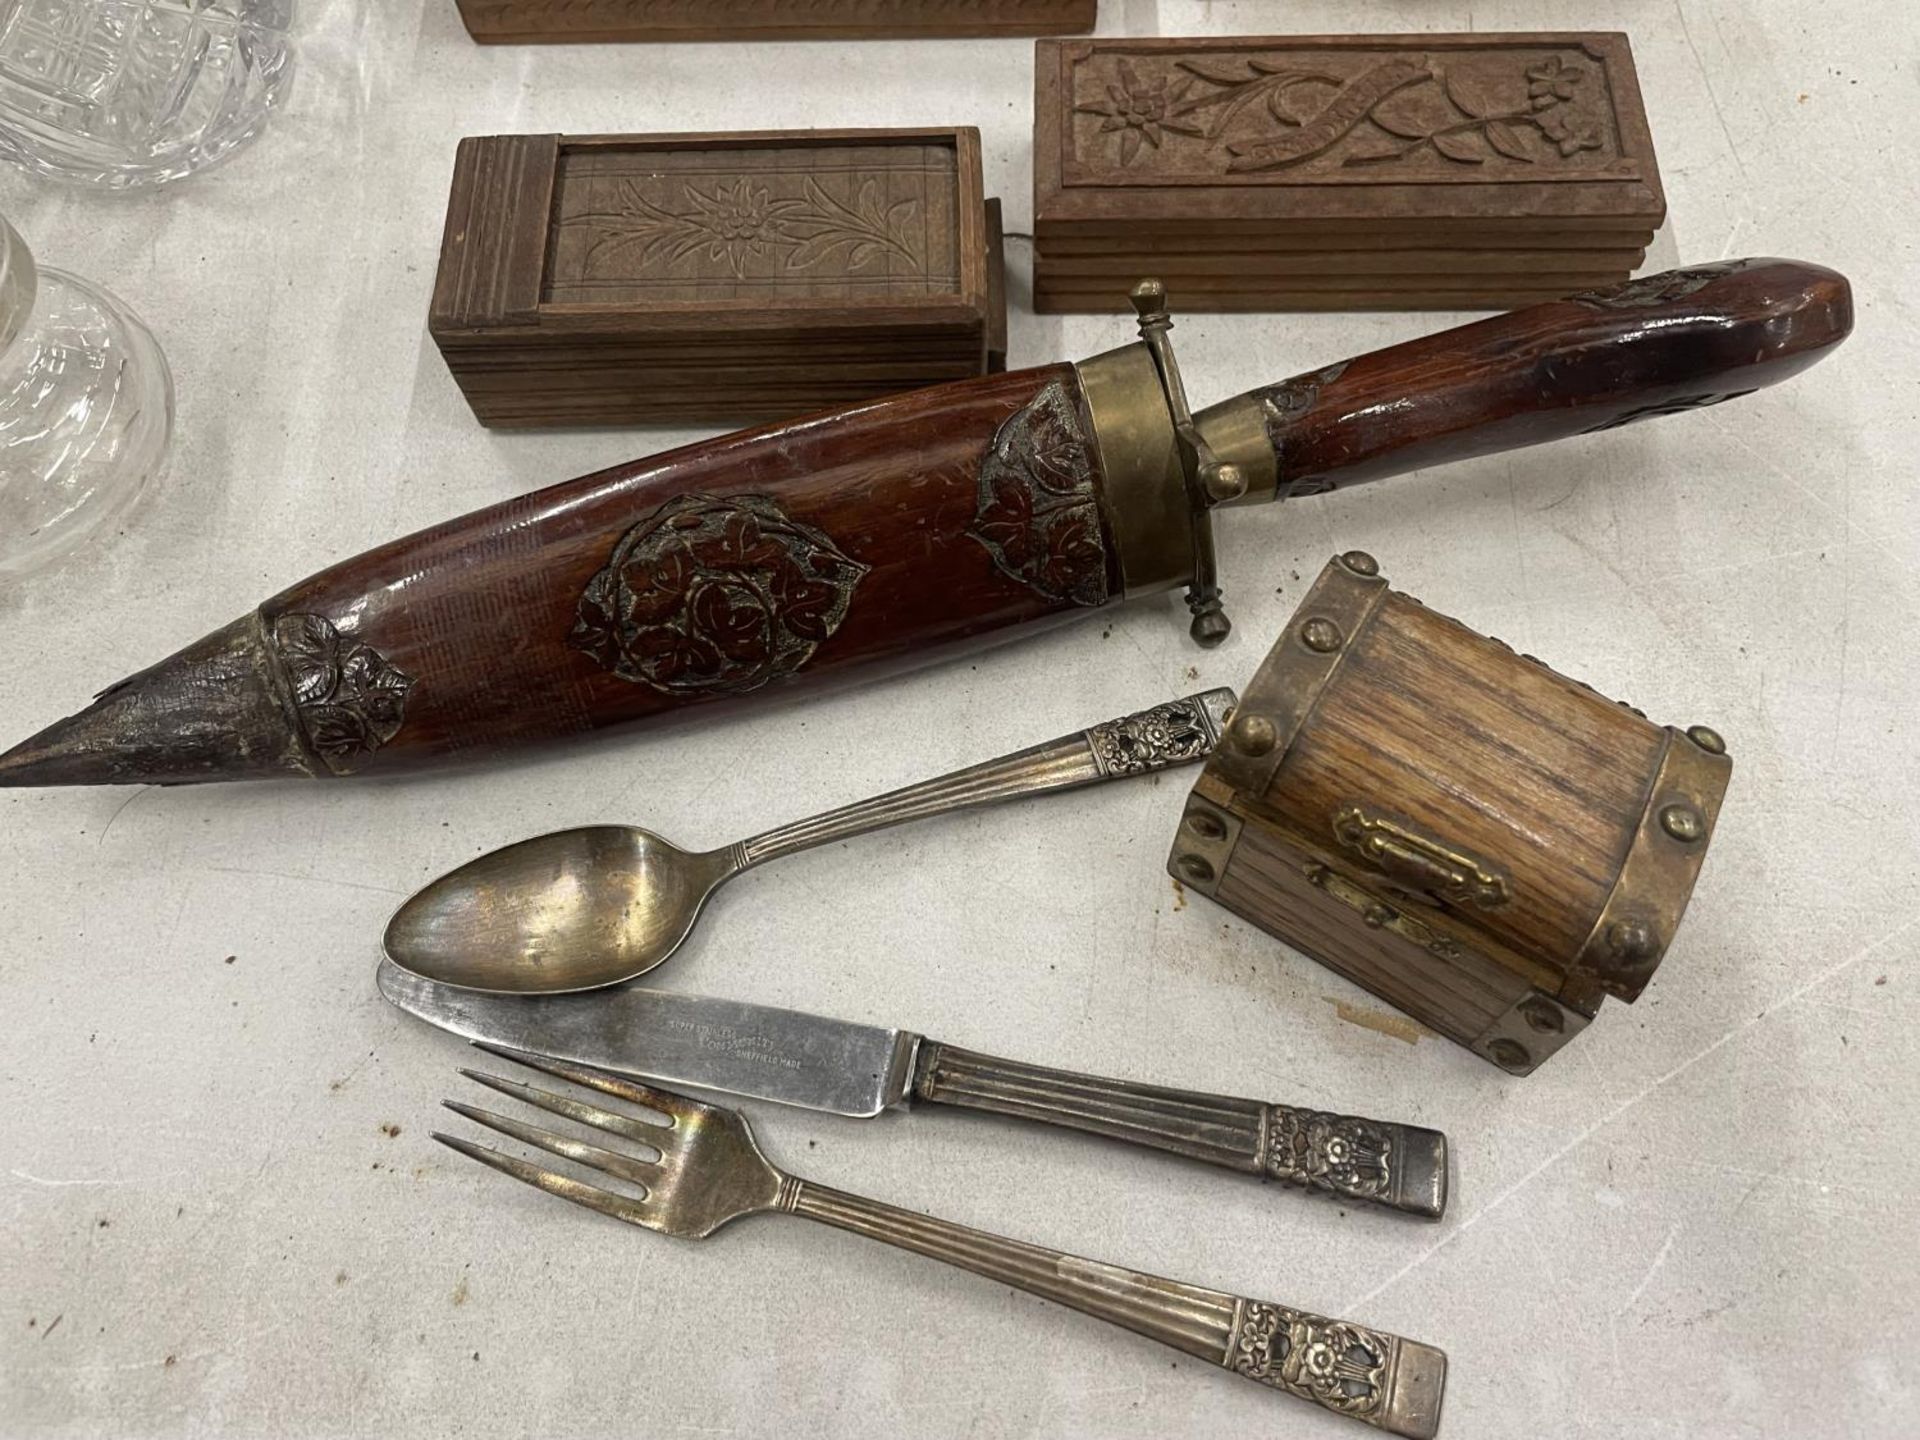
[912, 1044, 1448, 1220]
[1197, 257, 1853, 503]
[734, 689, 1236, 870]
[790, 1181, 1447, 1437]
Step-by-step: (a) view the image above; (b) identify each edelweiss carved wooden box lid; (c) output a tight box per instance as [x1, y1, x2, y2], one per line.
[1034, 34, 1667, 312]
[1170, 554, 1731, 1075]
[455, 0, 1097, 45]
[430, 128, 1005, 427]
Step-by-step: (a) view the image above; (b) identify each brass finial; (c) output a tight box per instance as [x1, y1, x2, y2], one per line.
[1129, 277, 1168, 320]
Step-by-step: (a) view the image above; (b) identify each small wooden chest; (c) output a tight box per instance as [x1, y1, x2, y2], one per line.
[1169, 553, 1731, 1074]
[454, 0, 1098, 44]
[429, 128, 1005, 427]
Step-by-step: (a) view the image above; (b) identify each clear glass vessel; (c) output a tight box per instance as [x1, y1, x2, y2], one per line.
[0, 1, 294, 188]
[0, 217, 173, 578]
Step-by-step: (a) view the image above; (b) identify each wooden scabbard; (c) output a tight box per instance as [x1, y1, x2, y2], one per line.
[0, 259, 1853, 788]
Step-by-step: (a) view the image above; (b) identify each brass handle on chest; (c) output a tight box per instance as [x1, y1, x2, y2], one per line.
[1332, 805, 1510, 910]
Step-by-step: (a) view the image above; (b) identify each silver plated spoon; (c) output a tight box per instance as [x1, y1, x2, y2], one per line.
[384, 688, 1235, 994]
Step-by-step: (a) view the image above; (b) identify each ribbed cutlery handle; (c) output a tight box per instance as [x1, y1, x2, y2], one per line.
[734, 689, 1235, 869]
[912, 1043, 1448, 1220]
[786, 1180, 1446, 1436]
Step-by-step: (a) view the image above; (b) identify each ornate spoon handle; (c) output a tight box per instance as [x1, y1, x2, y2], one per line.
[731, 689, 1236, 870]
[786, 1180, 1447, 1436]
[911, 1044, 1448, 1219]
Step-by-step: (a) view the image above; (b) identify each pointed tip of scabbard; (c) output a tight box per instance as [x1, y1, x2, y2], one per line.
[0, 614, 316, 790]
[0, 717, 105, 788]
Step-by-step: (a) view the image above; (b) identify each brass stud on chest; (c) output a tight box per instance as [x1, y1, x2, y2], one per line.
[1175, 854, 1217, 884]
[1519, 997, 1566, 1035]
[1659, 803, 1705, 843]
[1685, 725, 1727, 755]
[1487, 1039, 1532, 1073]
[1606, 918, 1660, 962]
[1339, 551, 1380, 577]
[1185, 810, 1227, 841]
[1300, 618, 1344, 654]
[1230, 714, 1278, 756]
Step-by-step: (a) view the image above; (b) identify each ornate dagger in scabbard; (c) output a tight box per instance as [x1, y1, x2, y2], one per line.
[0, 258, 1851, 789]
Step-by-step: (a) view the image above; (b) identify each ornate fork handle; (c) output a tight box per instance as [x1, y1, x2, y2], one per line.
[439, 1052, 1447, 1436]
[787, 1182, 1447, 1437]
[732, 689, 1236, 870]
[912, 1044, 1448, 1219]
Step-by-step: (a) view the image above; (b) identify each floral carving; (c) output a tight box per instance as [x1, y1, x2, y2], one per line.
[1073, 58, 1207, 165]
[269, 614, 415, 775]
[1229, 1302, 1391, 1416]
[968, 382, 1110, 608]
[562, 175, 922, 280]
[571, 495, 869, 697]
[1073, 49, 1621, 175]
[1264, 1106, 1395, 1201]
[1086, 697, 1222, 776]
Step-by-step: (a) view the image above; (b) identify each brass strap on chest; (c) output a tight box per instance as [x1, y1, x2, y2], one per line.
[1209, 551, 1389, 795]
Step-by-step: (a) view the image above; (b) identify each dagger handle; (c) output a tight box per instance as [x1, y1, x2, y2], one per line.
[1197, 257, 1852, 505]
[910, 1042, 1448, 1220]
[731, 688, 1235, 871]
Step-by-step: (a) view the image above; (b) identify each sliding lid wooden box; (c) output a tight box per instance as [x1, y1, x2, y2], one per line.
[1033, 30, 1665, 311]
[455, 0, 1098, 45]
[429, 128, 1001, 427]
[1169, 553, 1730, 1075]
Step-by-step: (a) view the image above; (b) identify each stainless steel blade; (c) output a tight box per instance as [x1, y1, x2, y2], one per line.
[376, 960, 918, 1117]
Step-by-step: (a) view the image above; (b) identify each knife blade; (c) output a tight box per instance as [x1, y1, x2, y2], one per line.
[377, 959, 1449, 1218]
[378, 960, 918, 1117]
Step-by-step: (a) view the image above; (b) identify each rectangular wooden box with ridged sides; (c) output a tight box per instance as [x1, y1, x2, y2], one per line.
[1033, 32, 1665, 313]
[455, 0, 1098, 44]
[1168, 553, 1731, 1075]
[429, 128, 1004, 427]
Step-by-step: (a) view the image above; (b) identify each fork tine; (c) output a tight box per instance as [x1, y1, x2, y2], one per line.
[442, 1099, 661, 1191]
[432, 1132, 656, 1230]
[471, 1042, 705, 1121]
[457, 1067, 669, 1147]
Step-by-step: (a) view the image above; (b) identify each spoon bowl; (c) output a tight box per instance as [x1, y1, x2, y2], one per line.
[384, 827, 733, 993]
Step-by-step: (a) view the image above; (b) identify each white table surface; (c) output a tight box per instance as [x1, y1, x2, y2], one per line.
[2, 3, 1915, 1437]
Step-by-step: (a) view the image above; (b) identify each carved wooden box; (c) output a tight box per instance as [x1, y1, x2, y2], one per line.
[430, 128, 1005, 427]
[1033, 34, 1666, 312]
[1169, 554, 1730, 1075]
[454, 0, 1098, 44]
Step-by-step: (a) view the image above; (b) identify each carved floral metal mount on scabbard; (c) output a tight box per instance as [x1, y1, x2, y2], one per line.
[569, 493, 871, 698]
[969, 380, 1110, 609]
[271, 614, 417, 774]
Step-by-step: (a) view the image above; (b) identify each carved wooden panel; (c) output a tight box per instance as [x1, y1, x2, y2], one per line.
[1036, 34, 1664, 227]
[545, 141, 962, 305]
[429, 128, 1002, 426]
[455, 0, 1097, 44]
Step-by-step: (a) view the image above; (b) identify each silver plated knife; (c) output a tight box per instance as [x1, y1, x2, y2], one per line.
[378, 960, 1449, 1218]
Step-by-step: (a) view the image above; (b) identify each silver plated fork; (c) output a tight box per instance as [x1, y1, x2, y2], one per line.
[436, 1045, 1448, 1438]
